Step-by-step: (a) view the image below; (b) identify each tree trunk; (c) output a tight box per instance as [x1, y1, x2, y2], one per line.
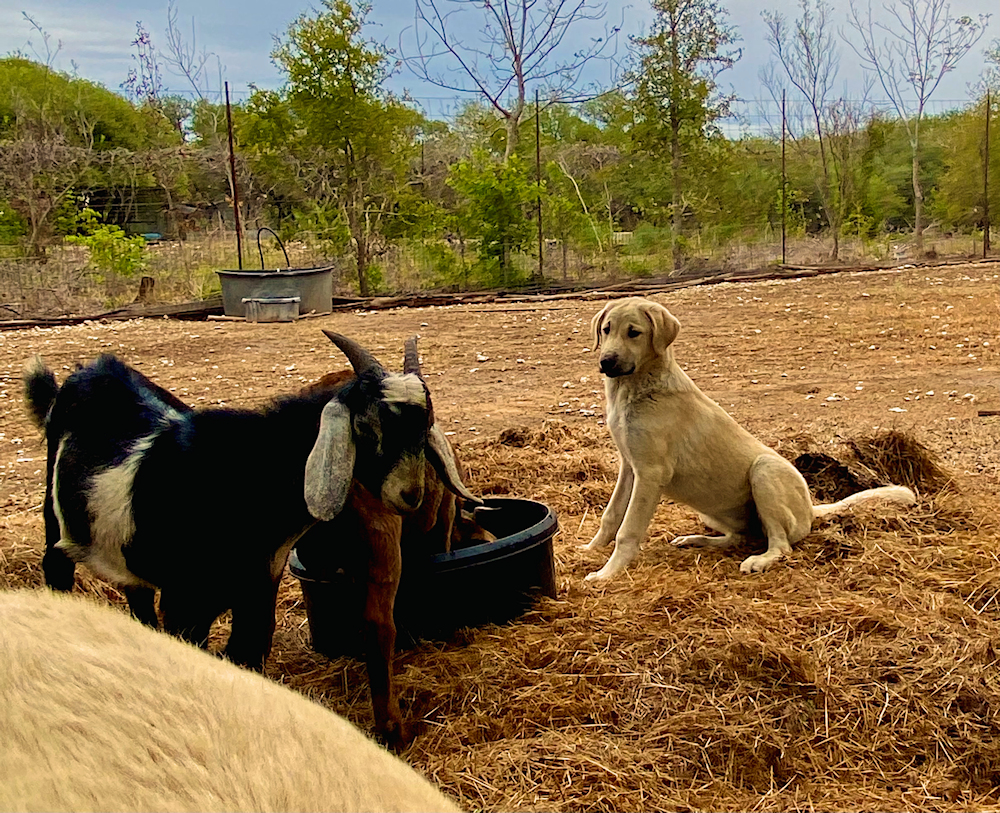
[562, 239, 568, 281]
[670, 115, 683, 273]
[912, 149, 924, 255]
[355, 233, 369, 296]
[346, 199, 369, 297]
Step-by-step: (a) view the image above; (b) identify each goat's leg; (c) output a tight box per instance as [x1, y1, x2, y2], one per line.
[160, 588, 220, 651]
[42, 492, 75, 591]
[362, 514, 406, 752]
[225, 573, 280, 671]
[123, 586, 159, 628]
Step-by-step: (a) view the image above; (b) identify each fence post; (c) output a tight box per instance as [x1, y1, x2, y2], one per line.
[985, 89, 991, 259]
[536, 89, 543, 282]
[781, 90, 787, 266]
[225, 81, 244, 270]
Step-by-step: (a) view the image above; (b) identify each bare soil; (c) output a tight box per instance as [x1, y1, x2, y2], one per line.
[2, 261, 1000, 811]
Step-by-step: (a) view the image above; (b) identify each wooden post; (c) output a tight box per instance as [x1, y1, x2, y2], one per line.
[781, 89, 787, 266]
[225, 81, 244, 270]
[536, 89, 543, 282]
[985, 90, 991, 258]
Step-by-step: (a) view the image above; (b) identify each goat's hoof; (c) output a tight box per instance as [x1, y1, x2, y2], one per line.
[379, 719, 410, 754]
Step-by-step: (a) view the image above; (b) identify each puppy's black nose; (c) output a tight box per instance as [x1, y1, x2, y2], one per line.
[600, 356, 618, 376]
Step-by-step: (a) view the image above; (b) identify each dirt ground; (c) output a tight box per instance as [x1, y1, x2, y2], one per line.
[2, 261, 1000, 811]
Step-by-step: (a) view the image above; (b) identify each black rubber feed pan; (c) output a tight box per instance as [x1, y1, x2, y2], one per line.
[290, 498, 558, 656]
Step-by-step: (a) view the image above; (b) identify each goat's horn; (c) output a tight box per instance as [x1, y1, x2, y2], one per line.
[403, 336, 423, 378]
[322, 331, 384, 376]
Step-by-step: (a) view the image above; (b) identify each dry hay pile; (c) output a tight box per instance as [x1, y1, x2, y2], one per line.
[4, 422, 1000, 811]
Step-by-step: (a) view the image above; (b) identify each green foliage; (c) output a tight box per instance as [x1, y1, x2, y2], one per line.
[53, 192, 101, 236]
[294, 202, 352, 247]
[448, 152, 539, 283]
[382, 188, 447, 240]
[0, 57, 178, 148]
[67, 225, 147, 281]
[0, 201, 27, 243]
[931, 96, 999, 229]
[249, 0, 423, 295]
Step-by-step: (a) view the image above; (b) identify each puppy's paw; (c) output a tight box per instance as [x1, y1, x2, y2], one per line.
[673, 533, 740, 551]
[585, 565, 616, 582]
[739, 552, 780, 574]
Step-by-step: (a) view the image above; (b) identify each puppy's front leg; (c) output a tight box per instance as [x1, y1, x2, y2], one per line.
[585, 472, 662, 582]
[582, 460, 634, 551]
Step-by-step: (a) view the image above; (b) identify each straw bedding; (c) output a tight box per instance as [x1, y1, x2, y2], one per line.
[3, 390, 999, 809]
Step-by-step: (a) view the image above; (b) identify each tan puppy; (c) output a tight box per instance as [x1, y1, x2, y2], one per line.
[582, 297, 916, 580]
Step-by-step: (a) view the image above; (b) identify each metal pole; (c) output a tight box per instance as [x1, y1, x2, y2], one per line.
[536, 89, 543, 282]
[985, 89, 991, 259]
[781, 89, 787, 266]
[225, 81, 244, 270]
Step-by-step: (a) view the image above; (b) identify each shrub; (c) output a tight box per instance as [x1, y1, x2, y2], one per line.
[67, 224, 148, 283]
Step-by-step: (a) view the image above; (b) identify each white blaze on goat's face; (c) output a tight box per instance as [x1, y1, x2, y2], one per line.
[374, 373, 430, 514]
[56, 434, 157, 588]
[381, 374, 427, 410]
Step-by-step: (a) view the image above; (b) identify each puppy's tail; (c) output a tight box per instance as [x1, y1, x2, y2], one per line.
[812, 485, 916, 518]
[23, 355, 59, 431]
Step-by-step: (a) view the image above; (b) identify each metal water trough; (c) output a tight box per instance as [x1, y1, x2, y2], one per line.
[217, 228, 333, 319]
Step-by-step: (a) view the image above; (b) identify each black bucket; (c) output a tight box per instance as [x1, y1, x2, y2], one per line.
[290, 497, 558, 656]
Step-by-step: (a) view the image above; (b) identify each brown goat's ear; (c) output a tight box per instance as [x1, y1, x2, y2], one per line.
[427, 424, 482, 505]
[644, 302, 681, 357]
[304, 399, 355, 521]
[590, 302, 614, 350]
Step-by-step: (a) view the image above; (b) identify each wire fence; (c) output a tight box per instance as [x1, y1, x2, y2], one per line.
[0, 86, 995, 315]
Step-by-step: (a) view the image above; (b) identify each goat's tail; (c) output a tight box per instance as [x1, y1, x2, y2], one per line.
[812, 484, 916, 518]
[22, 356, 59, 431]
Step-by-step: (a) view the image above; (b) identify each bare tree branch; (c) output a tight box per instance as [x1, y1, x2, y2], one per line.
[844, 0, 989, 251]
[401, 0, 623, 160]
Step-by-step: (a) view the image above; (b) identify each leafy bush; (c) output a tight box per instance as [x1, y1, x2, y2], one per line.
[448, 152, 538, 278]
[67, 225, 147, 281]
[0, 202, 26, 243]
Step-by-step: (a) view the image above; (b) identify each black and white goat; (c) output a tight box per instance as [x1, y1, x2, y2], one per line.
[23, 331, 478, 749]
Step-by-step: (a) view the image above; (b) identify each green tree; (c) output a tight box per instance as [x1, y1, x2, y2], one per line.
[0, 57, 181, 255]
[630, 0, 741, 271]
[846, 0, 988, 254]
[261, 0, 421, 294]
[930, 100, 998, 233]
[448, 151, 538, 285]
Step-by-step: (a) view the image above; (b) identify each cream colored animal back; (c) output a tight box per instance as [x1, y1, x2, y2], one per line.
[0, 589, 462, 813]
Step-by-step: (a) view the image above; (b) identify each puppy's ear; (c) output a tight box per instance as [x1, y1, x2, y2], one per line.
[645, 303, 681, 357]
[590, 302, 615, 349]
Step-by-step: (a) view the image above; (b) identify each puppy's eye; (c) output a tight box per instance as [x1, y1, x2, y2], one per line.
[602, 324, 610, 334]
[627, 327, 642, 339]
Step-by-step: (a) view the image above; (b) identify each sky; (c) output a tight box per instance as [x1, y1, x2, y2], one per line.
[1, 0, 993, 123]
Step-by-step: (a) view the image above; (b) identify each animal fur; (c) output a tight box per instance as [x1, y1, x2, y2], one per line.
[583, 297, 916, 580]
[0, 588, 462, 813]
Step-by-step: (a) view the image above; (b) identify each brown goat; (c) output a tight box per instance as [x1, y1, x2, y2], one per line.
[297, 369, 492, 750]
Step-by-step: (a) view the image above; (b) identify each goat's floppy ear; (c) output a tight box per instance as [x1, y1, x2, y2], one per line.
[427, 424, 482, 505]
[644, 302, 681, 357]
[590, 302, 615, 350]
[304, 399, 356, 521]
